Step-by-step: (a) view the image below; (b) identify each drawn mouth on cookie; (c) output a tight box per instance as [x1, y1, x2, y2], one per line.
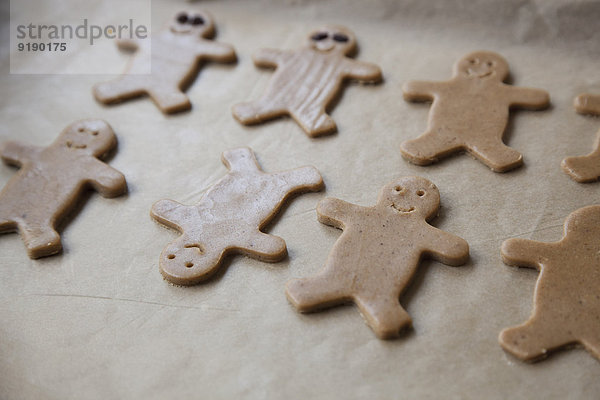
[467, 68, 493, 78]
[66, 141, 87, 149]
[391, 204, 415, 214]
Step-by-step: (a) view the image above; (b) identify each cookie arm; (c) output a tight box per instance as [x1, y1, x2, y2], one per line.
[0, 141, 39, 166]
[424, 227, 470, 266]
[86, 159, 127, 198]
[574, 93, 600, 115]
[402, 81, 440, 102]
[151, 199, 194, 231]
[316, 198, 356, 229]
[344, 59, 382, 83]
[507, 86, 550, 110]
[252, 48, 288, 68]
[198, 41, 237, 63]
[501, 238, 552, 269]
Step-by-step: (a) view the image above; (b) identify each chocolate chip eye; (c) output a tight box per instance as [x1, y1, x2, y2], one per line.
[176, 13, 188, 24]
[311, 32, 328, 41]
[191, 15, 204, 25]
[333, 33, 349, 42]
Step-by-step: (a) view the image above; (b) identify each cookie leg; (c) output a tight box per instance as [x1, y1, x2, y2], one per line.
[499, 318, 576, 361]
[400, 131, 462, 165]
[147, 87, 191, 114]
[286, 274, 351, 312]
[561, 136, 600, 183]
[232, 99, 286, 125]
[159, 239, 225, 286]
[0, 217, 17, 233]
[290, 108, 337, 137]
[93, 76, 146, 104]
[19, 223, 62, 259]
[467, 140, 523, 172]
[354, 293, 411, 339]
[239, 231, 287, 262]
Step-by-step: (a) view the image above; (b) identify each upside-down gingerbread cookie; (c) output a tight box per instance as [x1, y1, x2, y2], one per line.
[94, 10, 236, 114]
[402, 51, 550, 172]
[0, 119, 126, 258]
[151, 147, 323, 285]
[286, 177, 469, 339]
[232, 25, 382, 137]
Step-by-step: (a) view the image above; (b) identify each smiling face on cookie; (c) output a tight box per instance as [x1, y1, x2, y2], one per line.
[379, 177, 440, 220]
[170, 10, 215, 38]
[56, 120, 116, 157]
[307, 25, 356, 55]
[454, 51, 509, 81]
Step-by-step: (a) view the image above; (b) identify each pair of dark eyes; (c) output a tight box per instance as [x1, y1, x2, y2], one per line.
[311, 32, 349, 43]
[394, 186, 425, 196]
[176, 13, 204, 25]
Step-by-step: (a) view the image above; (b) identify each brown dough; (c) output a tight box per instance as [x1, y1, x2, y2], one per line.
[500, 205, 600, 362]
[561, 93, 600, 183]
[285, 177, 469, 339]
[402, 51, 550, 172]
[232, 25, 382, 137]
[151, 147, 324, 286]
[93, 10, 236, 114]
[0, 119, 126, 259]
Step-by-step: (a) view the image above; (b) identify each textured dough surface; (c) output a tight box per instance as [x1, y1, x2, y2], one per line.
[151, 147, 323, 285]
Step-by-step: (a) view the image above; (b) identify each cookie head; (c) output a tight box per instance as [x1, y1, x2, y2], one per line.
[170, 10, 214, 38]
[308, 25, 356, 55]
[454, 51, 509, 81]
[56, 119, 116, 157]
[379, 177, 440, 220]
[564, 205, 600, 243]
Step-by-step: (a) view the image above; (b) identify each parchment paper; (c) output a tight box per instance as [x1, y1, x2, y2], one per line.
[1, 0, 600, 399]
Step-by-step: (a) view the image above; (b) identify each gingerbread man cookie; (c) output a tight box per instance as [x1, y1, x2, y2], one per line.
[402, 51, 550, 172]
[500, 205, 600, 361]
[94, 10, 236, 114]
[561, 93, 600, 183]
[285, 177, 469, 339]
[0, 119, 126, 259]
[232, 25, 382, 137]
[151, 147, 323, 285]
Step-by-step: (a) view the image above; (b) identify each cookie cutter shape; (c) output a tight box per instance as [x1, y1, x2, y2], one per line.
[232, 25, 382, 137]
[0, 119, 126, 258]
[561, 93, 600, 183]
[151, 147, 324, 285]
[94, 10, 236, 114]
[500, 205, 600, 361]
[286, 177, 469, 339]
[402, 51, 550, 172]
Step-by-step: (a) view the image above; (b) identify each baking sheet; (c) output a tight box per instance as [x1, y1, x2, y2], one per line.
[1, 0, 600, 398]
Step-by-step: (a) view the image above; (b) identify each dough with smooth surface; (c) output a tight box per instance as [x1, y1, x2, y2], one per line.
[500, 205, 600, 361]
[286, 176, 469, 339]
[561, 93, 600, 183]
[0, 119, 126, 258]
[402, 51, 550, 172]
